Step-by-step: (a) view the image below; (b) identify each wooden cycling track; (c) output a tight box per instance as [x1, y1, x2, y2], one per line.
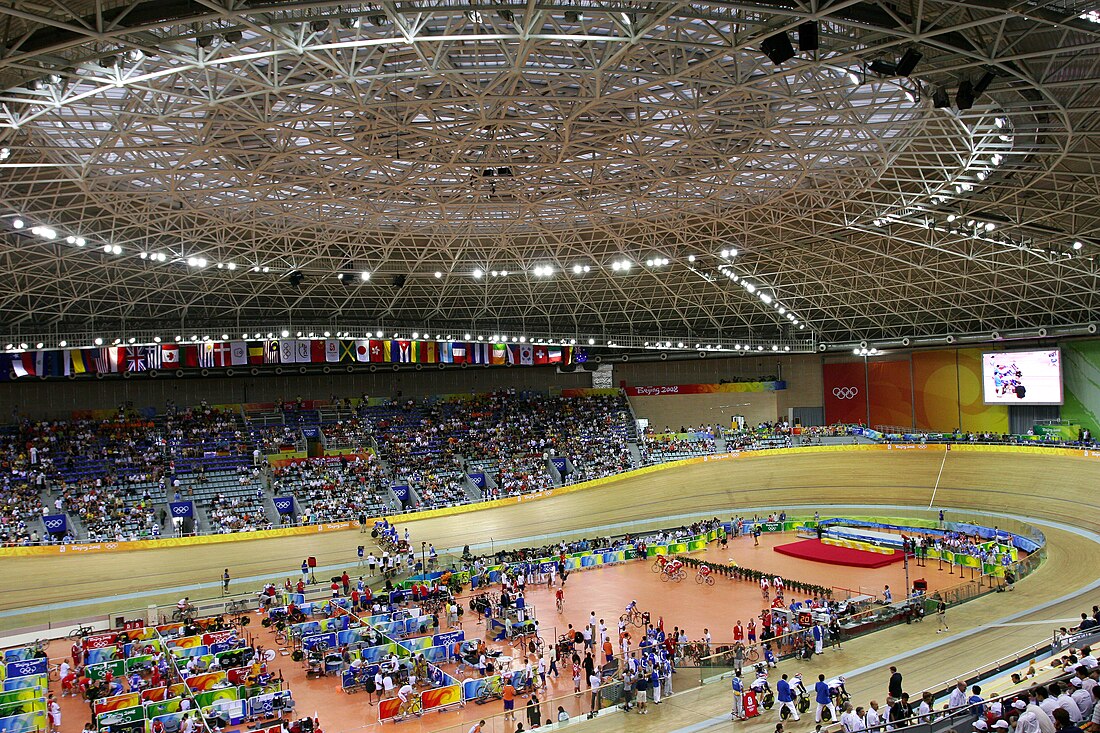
[7, 448, 1100, 733]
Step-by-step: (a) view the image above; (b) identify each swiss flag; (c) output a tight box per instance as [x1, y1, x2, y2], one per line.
[161, 345, 180, 366]
[533, 346, 549, 365]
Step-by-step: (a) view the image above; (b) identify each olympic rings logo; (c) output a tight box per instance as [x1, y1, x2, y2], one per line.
[832, 387, 859, 400]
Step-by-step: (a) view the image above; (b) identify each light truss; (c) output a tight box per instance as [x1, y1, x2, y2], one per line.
[0, 0, 1098, 344]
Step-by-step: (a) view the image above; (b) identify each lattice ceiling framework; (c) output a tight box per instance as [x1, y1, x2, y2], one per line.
[0, 0, 1098, 348]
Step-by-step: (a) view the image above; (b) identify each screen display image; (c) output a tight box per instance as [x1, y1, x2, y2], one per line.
[981, 350, 1063, 404]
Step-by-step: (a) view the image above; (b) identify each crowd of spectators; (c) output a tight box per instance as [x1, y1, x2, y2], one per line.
[271, 454, 391, 523]
[206, 491, 272, 533]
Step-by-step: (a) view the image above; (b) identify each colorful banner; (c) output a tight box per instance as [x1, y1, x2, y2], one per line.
[273, 496, 295, 514]
[468, 473, 486, 489]
[623, 381, 786, 396]
[94, 692, 140, 714]
[421, 684, 462, 710]
[3, 660, 45, 679]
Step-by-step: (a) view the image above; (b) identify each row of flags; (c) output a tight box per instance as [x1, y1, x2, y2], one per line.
[2, 340, 587, 378]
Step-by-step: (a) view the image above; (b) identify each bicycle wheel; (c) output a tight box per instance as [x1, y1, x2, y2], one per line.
[661, 572, 671, 582]
[48, 666, 60, 682]
[705, 575, 715, 586]
[274, 631, 288, 646]
[67, 627, 83, 641]
[651, 561, 662, 573]
[695, 574, 704, 584]
[746, 647, 760, 662]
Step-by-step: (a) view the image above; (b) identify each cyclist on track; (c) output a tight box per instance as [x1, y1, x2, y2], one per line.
[665, 558, 684, 575]
[556, 587, 565, 612]
[626, 600, 638, 613]
[699, 564, 712, 576]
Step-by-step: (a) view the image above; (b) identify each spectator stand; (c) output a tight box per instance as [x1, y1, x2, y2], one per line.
[639, 429, 720, 464]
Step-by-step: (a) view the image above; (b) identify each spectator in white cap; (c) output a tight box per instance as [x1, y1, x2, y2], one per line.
[1069, 677, 1092, 718]
[976, 720, 991, 731]
[993, 721, 1010, 731]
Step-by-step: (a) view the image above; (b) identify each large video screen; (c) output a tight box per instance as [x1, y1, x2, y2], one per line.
[981, 349, 1063, 405]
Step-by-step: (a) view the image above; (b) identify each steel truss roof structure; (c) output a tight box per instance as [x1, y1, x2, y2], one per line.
[0, 0, 1098, 349]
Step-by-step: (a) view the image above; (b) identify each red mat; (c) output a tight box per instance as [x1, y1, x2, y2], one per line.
[773, 539, 903, 569]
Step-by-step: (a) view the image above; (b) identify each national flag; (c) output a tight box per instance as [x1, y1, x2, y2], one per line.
[295, 340, 311, 363]
[12, 353, 33, 378]
[562, 346, 573, 364]
[279, 340, 296, 365]
[340, 340, 356, 362]
[394, 340, 412, 363]
[470, 343, 490, 364]
[325, 340, 340, 363]
[574, 346, 588, 363]
[198, 342, 216, 368]
[422, 341, 438, 364]
[369, 340, 385, 363]
[126, 346, 148, 372]
[210, 342, 232, 367]
[408, 341, 420, 363]
[439, 342, 453, 364]
[491, 343, 507, 365]
[507, 344, 519, 364]
[248, 342, 265, 365]
[145, 346, 162, 370]
[533, 346, 549, 365]
[265, 340, 281, 364]
[451, 342, 467, 364]
[519, 344, 533, 366]
[353, 340, 370, 362]
[230, 341, 248, 366]
[383, 341, 394, 362]
[161, 345, 180, 367]
[95, 347, 120, 373]
[309, 340, 325, 363]
[548, 346, 563, 364]
[181, 345, 199, 368]
[70, 349, 90, 374]
[41, 350, 70, 377]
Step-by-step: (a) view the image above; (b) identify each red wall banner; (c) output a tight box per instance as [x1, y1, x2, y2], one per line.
[823, 362, 868, 425]
[868, 360, 914, 428]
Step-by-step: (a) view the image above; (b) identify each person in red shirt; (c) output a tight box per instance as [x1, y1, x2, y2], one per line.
[341, 572, 350, 595]
[748, 620, 757, 643]
[71, 642, 83, 667]
[351, 589, 360, 609]
[296, 579, 306, 594]
[330, 581, 340, 598]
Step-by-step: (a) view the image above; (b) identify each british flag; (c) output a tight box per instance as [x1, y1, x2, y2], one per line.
[127, 346, 148, 371]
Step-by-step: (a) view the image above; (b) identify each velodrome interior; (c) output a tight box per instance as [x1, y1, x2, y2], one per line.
[6, 446, 1099, 733]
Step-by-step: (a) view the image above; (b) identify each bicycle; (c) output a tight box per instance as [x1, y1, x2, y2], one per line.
[475, 676, 503, 704]
[651, 557, 668, 573]
[556, 596, 564, 613]
[695, 572, 715, 586]
[225, 599, 249, 616]
[171, 604, 197, 622]
[48, 663, 61, 682]
[394, 695, 423, 720]
[67, 624, 94, 640]
[621, 607, 646, 628]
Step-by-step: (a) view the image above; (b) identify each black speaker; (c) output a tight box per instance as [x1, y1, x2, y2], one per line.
[955, 79, 975, 110]
[869, 59, 897, 76]
[973, 71, 996, 95]
[392, 274, 407, 288]
[895, 48, 922, 77]
[797, 22, 818, 51]
[761, 33, 795, 65]
[932, 86, 950, 109]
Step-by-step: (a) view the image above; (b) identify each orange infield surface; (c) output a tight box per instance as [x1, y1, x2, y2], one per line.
[49, 533, 970, 733]
[13, 448, 1100, 733]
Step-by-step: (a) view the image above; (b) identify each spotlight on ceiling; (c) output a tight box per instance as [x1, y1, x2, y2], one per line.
[796, 21, 818, 51]
[498, 8, 514, 22]
[761, 32, 795, 65]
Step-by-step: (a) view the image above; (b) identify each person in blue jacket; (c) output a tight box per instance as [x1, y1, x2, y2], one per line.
[777, 673, 800, 720]
[731, 675, 745, 719]
[815, 673, 837, 722]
